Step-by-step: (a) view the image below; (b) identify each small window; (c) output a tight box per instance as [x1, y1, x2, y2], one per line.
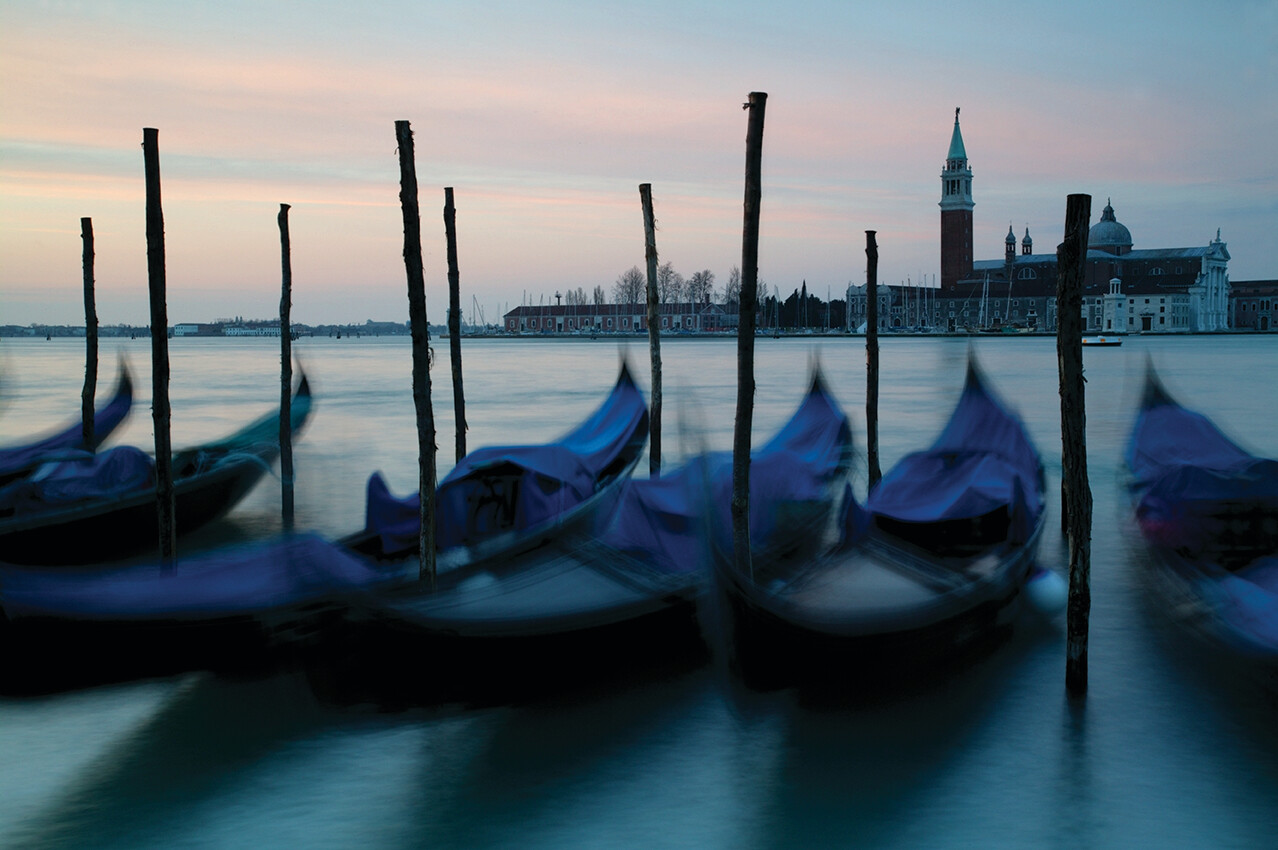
[1151, 267, 1164, 276]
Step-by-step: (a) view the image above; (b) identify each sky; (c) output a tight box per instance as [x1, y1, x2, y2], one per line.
[2, 0, 1276, 327]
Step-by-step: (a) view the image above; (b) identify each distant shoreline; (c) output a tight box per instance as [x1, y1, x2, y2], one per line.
[6, 328, 1275, 342]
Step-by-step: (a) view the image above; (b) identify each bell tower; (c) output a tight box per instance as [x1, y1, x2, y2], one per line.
[940, 108, 974, 292]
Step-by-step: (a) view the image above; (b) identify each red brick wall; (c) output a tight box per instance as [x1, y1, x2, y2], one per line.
[941, 209, 973, 291]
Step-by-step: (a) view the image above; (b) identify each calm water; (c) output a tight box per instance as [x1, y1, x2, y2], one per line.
[1, 334, 1276, 849]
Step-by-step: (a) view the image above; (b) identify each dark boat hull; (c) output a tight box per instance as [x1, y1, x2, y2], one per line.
[714, 359, 1050, 691]
[0, 460, 271, 564]
[717, 531, 1042, 691]
[319, 540, 705, 704]
[0, 377, 310, 565]
[0, 533, 398, 694]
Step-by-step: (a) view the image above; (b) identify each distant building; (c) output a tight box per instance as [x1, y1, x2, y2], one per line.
[223, 325, 281, 337]
[173, 323, 224, 336]
[851, 110, 1235, 334]
[503, 300, 736, 334]
[1229, 280, 1278, 330]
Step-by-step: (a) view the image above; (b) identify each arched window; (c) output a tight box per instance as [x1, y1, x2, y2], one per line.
[1017, 268, 1037, 280]
[1151, 267, 1164, 276]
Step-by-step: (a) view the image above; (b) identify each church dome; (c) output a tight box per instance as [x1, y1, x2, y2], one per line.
[1088, 199, 1132, 253]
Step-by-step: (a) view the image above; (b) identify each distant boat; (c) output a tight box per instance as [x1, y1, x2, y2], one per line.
[1082, 335, 1123, 346]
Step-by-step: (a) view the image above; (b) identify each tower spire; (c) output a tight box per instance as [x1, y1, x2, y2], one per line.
[940, 108, 974, 291]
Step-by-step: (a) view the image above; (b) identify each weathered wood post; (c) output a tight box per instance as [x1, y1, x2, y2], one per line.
[733, 92, 767, 579]
[865, 230, 882, 491]
[640, 183, 662, 477]
[444, 187, 467, 462]
[142, 128, 175, 565]
[278, 203, 295, 531]
[80, 217, 98, 449]
[1057, 193, 1093, 696]
[395, 120, 438, 586]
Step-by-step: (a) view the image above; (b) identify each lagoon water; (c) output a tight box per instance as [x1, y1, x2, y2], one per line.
[1, 334, 1276, 849]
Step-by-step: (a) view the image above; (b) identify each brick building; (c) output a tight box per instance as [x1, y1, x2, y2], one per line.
[503, 300, 736, 334]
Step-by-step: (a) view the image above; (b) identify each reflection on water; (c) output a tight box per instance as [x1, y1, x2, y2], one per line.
[3, 335, 1278, 848]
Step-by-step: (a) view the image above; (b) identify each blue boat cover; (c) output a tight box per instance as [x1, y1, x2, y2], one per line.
[0, 365, 133, 480]
[0, 446, 155, 515]
[1126, 390, 1266, 492]
[365, 364, 648, 554]
[0, 377, 309, 521]
[684, 372, 854, 560]
[1127, 374, 1278, 555]
[591, 372, 853, 573]
[1215, 557, 1278, 652]
[0, 533, 394, 621]
[866, 362, 1043, 542]
[596, 466, 704, 573]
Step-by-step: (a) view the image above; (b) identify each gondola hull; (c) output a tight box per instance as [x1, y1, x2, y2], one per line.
[0, 533, 400, 693]
[718, 527, 1043, 689]
[1126, 366, 1278, 662]
[0, 376, 311, 565]
[715, 358, 1052, 691]
[322, 543, 705, 703]
[319, 371, 852, 704]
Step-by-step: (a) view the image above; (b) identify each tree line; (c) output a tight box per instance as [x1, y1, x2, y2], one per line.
[557, 266, 848, 329]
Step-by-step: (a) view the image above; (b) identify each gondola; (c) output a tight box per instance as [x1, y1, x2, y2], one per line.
[716, 358, 1056, 690]
[1125, 365, 1278, 661]
[341, 360, 649, 569]
[0, 375, 311, 565]
[319, 370, 852, 703]
[0, 365, 646, 693]
[0, 360, 133, 486]
[0, 532, 398, 692]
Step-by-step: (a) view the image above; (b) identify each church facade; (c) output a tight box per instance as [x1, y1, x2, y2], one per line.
[848, 110, 1233, 333]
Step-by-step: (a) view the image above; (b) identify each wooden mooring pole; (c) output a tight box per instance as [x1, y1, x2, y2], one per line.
[142, 128, 175, 565]
[444, 187, 467, 463]
[865, 231, 882, 491]
[640, 183, 662, 478]
[395, 120, 438, 586]
[278, 203, 295, 531]
[733, 92, 767, 579]
[1057, 193, 1093, 696]
[80, 217, 97, 449]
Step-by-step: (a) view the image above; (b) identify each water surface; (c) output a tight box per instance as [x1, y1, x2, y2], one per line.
[1, 334, 1275, 849]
